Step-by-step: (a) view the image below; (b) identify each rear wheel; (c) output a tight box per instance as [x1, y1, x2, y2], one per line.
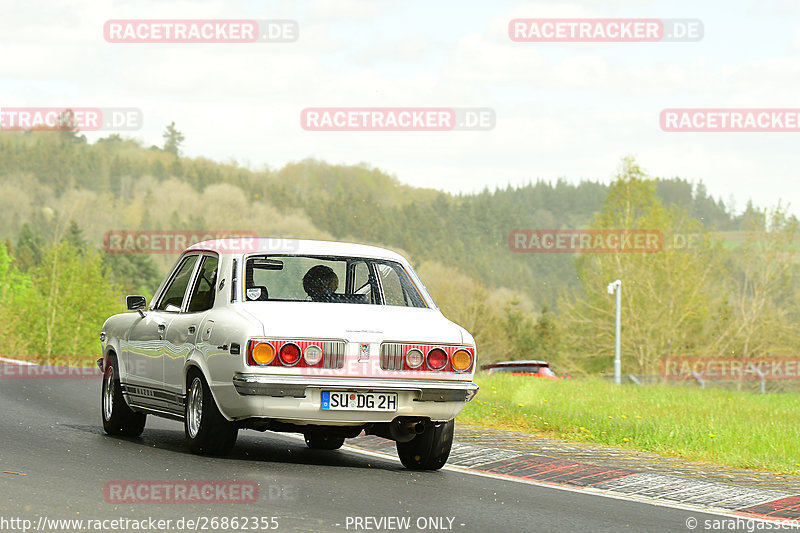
[395, 419, 454, 470]
[101, 356, 146, 437]
[184, 371, 238, 455]
[304, 431, 345, 450]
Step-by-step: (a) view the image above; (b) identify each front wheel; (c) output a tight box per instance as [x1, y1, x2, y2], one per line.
[101, 356, 146, 437]
[395, 419, 454, 470]
[184, 372, 238, 455]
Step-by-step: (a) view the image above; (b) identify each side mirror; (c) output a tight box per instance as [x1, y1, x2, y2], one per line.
[126, 295, 147, 317]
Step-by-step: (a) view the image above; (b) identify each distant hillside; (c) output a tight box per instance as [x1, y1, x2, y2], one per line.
[0, 131, 741, 305]
[3, 131, 794, 373]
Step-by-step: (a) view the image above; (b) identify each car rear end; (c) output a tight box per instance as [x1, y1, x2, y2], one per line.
[201, 243, 478, 433]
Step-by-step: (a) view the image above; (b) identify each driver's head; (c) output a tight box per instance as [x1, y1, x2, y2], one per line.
[303, 265, 338, 299]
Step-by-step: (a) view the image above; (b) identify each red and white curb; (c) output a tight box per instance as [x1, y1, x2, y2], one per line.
[346, 435, 800, 521]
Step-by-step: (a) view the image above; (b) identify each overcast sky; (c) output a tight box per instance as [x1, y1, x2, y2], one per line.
[2, 0, 799, 215]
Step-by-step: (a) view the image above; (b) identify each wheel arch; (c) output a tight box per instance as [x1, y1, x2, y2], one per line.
[183, 358, 235, 422]
[101, 343, 120, 375]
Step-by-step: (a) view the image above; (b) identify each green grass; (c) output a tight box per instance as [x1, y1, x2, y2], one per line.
[458, 374, 800, 475]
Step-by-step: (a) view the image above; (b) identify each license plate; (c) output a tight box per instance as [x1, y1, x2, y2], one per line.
[321, 391, 398, 411]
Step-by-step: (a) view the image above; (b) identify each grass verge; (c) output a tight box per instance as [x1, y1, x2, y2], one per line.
[458, 373, 800, 475]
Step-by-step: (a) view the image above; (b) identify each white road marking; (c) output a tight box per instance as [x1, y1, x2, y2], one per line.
[0, 357, 36, 365]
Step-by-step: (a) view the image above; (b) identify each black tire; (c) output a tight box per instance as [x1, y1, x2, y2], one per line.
[304, 431, 345, 450]
[184, 370, 238, 456]
[395, 419, 454, 470]
[101, 355, 146, 437]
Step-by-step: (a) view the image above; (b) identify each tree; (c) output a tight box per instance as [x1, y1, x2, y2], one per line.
[708, 205, 800, 359]
[54, 109, 87, 144]
[15, 241, 123, 360]
[16, 223, 45, 271]
[559, 157, 720, 376]
[502, 297, 537, 361]
[97, 133, 123, 145]
[530, 304, 559, 362]
[162, 121, 185, 156]
[63, 220, 87, 251]
[102, 253, 163, 297]
[0, 243, 32, 355]
[151, 159, 167, 180]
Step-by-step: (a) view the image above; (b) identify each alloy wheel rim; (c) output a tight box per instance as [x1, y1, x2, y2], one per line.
[103, 366, 114, 421]
[187, 377, 203, 438]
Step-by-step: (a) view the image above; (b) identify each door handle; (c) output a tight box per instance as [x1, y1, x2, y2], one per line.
[157, 323, 166, 333]
[188, 325, 197, 335]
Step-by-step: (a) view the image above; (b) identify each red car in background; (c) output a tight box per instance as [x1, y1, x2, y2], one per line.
[481, 360, 558, 380]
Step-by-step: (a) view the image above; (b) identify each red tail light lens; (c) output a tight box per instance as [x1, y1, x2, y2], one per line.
[279, 343, 301, 366]
[426, 348, 448, 370]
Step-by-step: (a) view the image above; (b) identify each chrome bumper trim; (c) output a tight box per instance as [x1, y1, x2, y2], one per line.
[232, 373, 479, 402]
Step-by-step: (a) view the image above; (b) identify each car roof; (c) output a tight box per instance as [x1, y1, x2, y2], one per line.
[186, 238, 408, 262]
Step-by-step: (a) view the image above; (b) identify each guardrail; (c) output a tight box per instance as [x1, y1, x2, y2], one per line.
[601, 373, 800, 394]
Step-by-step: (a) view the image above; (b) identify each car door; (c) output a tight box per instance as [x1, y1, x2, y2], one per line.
[163, 253, 219, 405]
[124, 254, 199, 411]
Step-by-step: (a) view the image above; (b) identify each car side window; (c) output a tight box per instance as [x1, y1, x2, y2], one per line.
[187, 255, 219, 313]
[155, 255, 199, 311]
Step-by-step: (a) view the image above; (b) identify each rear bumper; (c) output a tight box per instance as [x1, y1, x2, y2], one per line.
[232, 373, 479, 403]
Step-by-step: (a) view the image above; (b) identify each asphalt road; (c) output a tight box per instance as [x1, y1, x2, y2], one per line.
[0, 364, 739, 533]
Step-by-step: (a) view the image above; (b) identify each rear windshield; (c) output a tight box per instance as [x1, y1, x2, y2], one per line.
[241, 255, 427, 308]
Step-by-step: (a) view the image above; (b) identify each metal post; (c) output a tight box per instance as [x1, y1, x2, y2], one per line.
[754, 367, 765, 394]
[607, 280, 622, 385]
[691, 370, 706, 390]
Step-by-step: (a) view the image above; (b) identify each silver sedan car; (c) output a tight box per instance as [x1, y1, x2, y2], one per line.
[99, 238, 478, 470]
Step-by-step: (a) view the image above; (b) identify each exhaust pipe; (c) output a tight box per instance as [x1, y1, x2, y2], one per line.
[388, 418, 426, 443]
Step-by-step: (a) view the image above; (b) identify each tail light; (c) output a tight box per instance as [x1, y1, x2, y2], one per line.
[248, 341, 275, 366]
[451, 349, 472, 372]
[247, 339, 345, 369]
[381, 343, 476, 372]
[303, 344, 323, 365]
[405, 348, 424, 368]
[279, 343, 301, 366]
[426, 348, 448, 370]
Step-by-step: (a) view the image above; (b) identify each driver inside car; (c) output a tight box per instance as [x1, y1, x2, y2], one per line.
[302, 265, 339, 302]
